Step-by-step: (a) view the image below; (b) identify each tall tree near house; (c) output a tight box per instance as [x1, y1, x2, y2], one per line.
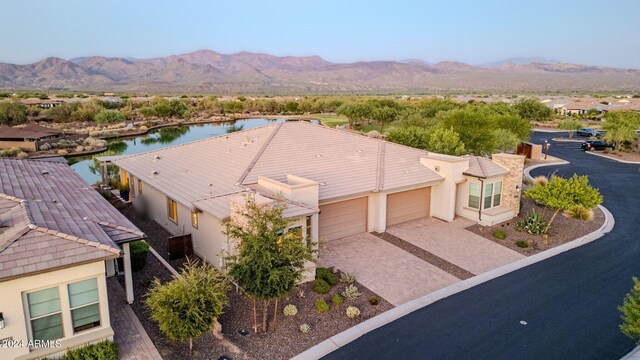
[492, 128, 520, 153]
[336, 103, 372, 128]
[225, 194, 315, 332]
[619, 277, 640, 344]
[603, 111, 640, 149]
[0, 102, 27, 126]
[145, 259, 228, 353]
[513, 97, 553, 122]
[427, 127, 466, 155]
[524, 174, 602, 234]
[558, 118, 583, 139]
[436, 109, 496, 155]
[371, 106, 398, 132]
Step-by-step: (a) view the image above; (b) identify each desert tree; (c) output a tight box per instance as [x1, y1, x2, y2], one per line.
[558, 118, 583, 139]
[603, 111, 640, 149]
[619, 277, 640, 344]
[0, 102, 28, 126]
[513, 97, 552, 122]
[427, 127, 466, 155]
[145, 259, 228, 352]
[225, 194, 315, 332]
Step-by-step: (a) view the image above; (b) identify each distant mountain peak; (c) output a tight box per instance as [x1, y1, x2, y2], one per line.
[482, 56, 561, 68]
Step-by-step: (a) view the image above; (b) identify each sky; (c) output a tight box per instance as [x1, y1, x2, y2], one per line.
[2, 0, 639, 68]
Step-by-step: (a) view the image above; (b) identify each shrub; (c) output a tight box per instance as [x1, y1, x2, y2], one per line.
[315, 298, 330, 313]
[619, 277, 640, 344]
[61, 340, 118, 360]
[300, 323, 311, 333]
[331, 294, 344, 306]
[16, 151, 28, 159]
[493, 230, 506, 240]
[367, 130, 382, 138]
[516, 240, 529, 248]
[340, 272, 356, 284]
[316, 267, 339, 286]
[516, 211, 547, 235]
[342, 285, 362, 300]
[95, 110, 126, 124]
[564, 205, 594, 221]
[346, 306, 361, 319]
[283, 304, 298, 317]
[57, 149, 69, 156]
[368, 296, 380, 305]
[39, 143, 51, 151]
[312, 279, 331, 294]
[532, 176, 548, 187]
[130, 241, 150, 272]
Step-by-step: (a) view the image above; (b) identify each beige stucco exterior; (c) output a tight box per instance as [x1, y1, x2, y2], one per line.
[0, 261, 112, 360]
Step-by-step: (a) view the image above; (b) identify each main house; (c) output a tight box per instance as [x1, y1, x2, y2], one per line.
[111, 121, 524, 274]
[0, 158, 144, 360]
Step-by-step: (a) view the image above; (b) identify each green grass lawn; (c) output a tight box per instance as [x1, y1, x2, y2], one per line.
[308, 113, 349, 128]
[354, 123, 399, 134]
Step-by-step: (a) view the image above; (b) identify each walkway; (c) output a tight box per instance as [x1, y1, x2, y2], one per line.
[107, 277, 163, 360]
[386, 217, 525, 275]
[320, 233, 459, 306]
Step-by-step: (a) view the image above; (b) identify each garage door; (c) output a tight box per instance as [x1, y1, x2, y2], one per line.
[319, 197, 368, 241]
[386, 187, 431, 226]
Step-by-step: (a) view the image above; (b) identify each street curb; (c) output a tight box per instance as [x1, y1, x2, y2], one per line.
[621, 346, 640, 360]
[524, 159, 570, 181]
[532, 128, 566, 133]
[585, 151, 640, 164]
[293, 158, 614, 360]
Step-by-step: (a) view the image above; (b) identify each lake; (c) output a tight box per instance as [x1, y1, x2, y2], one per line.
[70, 118, 314, 184]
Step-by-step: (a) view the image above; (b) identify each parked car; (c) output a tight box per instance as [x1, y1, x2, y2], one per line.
[576, 128, 601, 137]
[581, 139, 615, 151]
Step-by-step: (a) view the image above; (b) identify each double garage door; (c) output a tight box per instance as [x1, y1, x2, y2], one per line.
[319, 187, 431, 241]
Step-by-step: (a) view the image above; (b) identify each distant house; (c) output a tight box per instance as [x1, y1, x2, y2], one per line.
[108, 122, 524, 279]
[559, 101, 609, 116]
[0, 123, 66, 151]
[19, 98, 66, 109]
[0, 158, 145, 360]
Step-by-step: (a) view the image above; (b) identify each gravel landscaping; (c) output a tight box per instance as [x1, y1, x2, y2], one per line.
[466, 197, 605, 256]
[116, 204, 393, 359]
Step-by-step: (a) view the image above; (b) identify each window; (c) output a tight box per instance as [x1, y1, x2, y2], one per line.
[289, 226, 302, 238]
[305, 217, 312, 247]
[483, 181, 502, 209]
[68, 279, 100, 333]
[468, 183, 481, 209]
[137, 179, 142, 195]
[191, 211, 198, 229]
[484, 183, 493, 209]
[493, 182, 502, 207]
[167, 197, 178, 223]
[27, 287, 64, 341]
[129, 177, 135, 198]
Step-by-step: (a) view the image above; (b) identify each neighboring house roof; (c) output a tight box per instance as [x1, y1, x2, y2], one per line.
[0, 123, 64, 140]
[464, 156, 509, 178]
[113, 122, 446, 219]
[0, 158, 145, 282]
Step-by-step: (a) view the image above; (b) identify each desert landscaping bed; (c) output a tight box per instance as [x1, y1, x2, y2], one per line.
[117, 204, 392, 359]
[466, 198, 604, 256]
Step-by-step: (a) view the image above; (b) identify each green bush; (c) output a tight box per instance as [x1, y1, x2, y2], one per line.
[312, 279, 331, 294]
[130, 241, 149, 272]
[492, 230, 506, 240]
[95, 110, 126, 124]
[516, 211, 547, 235]
[619, 277, 640, 344]
[368, 296, 380, 305]
[316, 267, 339, 286]
[331, 293, 344, 306]
[315, 298, 330, 313]
[516, 240, 529, 248]
[61, 340, 118, 360]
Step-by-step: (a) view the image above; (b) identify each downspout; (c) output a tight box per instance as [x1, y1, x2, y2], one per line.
[478, 178, 484, 221]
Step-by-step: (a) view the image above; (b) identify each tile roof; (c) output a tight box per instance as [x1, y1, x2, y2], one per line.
[0, 158, 145, 281]
[0, 123, 64, 140]
[463, 156, 509, 178]
[114, 122, 445, 219]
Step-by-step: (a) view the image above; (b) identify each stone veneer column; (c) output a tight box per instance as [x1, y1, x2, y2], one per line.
[491, 153, 525, 216]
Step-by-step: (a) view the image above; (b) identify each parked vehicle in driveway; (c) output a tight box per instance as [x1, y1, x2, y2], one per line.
[581, 139, 615, 151]
[577, 128, 601, 137]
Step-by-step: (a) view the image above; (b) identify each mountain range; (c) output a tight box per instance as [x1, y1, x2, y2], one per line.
[1, 50, 639, 93]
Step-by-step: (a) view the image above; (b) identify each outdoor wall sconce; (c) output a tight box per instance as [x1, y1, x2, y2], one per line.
[0, 312, 5, 329]
[516, 185, 521, 192]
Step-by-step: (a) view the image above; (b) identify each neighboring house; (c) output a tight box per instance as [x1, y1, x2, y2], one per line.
[110, 122, 524, 276]
[0, 158, 145, 360]
[19, 98, 66, 109]
[0, 123, 66, 151]
[559, 101, 609, 116]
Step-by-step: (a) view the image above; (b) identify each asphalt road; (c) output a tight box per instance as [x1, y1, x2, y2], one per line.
[323, 132, 639, 360]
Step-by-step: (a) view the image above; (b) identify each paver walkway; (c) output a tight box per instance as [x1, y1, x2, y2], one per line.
[386, 217, 525, 275]
[107, 277, 163, 360]
[320, 233, 459, 306]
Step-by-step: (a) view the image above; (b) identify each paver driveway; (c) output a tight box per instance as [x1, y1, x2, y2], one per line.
[319, 233, 459, 306]
[386, 217, 525, 275]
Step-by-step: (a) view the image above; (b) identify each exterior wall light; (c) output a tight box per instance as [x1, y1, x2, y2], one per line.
[0, 312, 5, 329]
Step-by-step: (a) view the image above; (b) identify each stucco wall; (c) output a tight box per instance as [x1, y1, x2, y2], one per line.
[0, 262, 112, 360]
[0, 141, 36, 152]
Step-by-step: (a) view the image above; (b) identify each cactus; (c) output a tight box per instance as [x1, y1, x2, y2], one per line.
[283, 304, 298, 317]
[342, 284, 361, 300]
[340, 272, 356, 284]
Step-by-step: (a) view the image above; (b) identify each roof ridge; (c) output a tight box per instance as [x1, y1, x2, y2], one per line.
[31, 226, 122, 256]
[375, 141, 386, 191]
[237, 122, 284, 185]
[89, 218, 146, 238]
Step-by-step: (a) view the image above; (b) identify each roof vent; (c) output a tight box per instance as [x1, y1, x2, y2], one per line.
[356, 149, 363, 153]
[403, 170, 411, 174]
[154, 155, 161, 160]
[41, 170, 49, 175]
[319, 181, 327, 186]
[314, 154, 324, 158]
[151, 170, 158, 176]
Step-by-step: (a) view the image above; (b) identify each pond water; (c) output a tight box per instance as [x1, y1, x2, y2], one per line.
[70, 118, 313, 184]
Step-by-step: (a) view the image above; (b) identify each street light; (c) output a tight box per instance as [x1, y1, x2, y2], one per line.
[544, 140, 550, 160]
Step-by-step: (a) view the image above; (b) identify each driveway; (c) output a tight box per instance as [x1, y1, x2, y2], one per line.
[320, 233, 459, 306]
[386, 218, 525, 275]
